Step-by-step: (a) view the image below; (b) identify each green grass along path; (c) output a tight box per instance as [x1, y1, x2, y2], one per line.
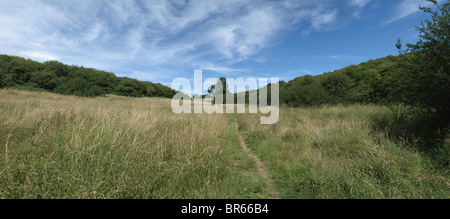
[234, 120, 280, 199]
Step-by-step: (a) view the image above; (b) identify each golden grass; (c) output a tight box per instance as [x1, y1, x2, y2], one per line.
[2, 89, 447, 199]
[0, 89, 269, 199]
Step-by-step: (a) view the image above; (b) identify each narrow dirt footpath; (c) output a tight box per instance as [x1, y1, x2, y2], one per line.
[234, 121, 280, 199]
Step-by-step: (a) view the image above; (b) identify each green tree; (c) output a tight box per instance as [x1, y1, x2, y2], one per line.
[144, 82, 157, 96]
[54, 76, 104, 97]
[0, 68, 5, 88]
[43, 61, 70, 78]
[207, 85, 215, 95]
[0, 54, 176, 98]
[30, 70, 61, 91]
[321, 72, 354, 102]
[396, 0, 450, 138]
[280, 75, 331, 107]
[11, 66, 32, 85]
[116, 77, 146, 97]
[152, 83, 176, 98]
[210, 77, 230, 104]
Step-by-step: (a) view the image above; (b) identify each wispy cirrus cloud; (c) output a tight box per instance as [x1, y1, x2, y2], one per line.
[384, 0, 443, 25]
[348, 0, 372, 17]
[0, 0, 353, 81]
[349, 0, 372, 8]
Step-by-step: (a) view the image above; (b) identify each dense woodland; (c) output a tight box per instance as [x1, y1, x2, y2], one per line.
[0, 55, 176, 98]
[279, 55, 402, 106]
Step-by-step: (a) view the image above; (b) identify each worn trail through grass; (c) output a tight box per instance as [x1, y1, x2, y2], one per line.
[234, 120, 280, 199]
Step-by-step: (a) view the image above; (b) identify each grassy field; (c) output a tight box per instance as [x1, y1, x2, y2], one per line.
[0, 89, 270, 199]
[235, 105, 449, 199]
[0, 89, 448, 199]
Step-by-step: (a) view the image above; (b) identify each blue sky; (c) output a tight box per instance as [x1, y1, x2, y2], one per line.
[0, 0, 442, 89]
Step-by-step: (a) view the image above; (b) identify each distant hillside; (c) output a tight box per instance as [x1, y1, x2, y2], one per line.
[232, 54, 404, 107]
[278, 55, 403, 107]
[0, 54, 176, 98]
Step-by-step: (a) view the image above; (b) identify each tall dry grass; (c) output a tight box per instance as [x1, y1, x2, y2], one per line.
[2, 89, 447, 199]
[0, 89, 269, 199]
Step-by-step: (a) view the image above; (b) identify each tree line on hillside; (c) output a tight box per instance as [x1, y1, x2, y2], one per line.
[0, 55, 176, 98]
[222, 53, 417, 107]
[278, 55, 402, 107]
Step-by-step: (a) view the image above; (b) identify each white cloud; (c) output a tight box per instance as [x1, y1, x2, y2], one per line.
[207, 6, 283, 61]
[18, 51, 60, 61]
[348, 0, 372, 17]
[85, 22, 105, 43]
[28, 42, 47, 49]
[311, 9, 338, 31]
[384, 0, 442, 24]
[0, 0, 347, 80]
[349, 0, 372, 8]
[200, 64, 247, 75]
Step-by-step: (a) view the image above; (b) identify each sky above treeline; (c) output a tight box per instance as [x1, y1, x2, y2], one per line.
[0, 0, 443, 87]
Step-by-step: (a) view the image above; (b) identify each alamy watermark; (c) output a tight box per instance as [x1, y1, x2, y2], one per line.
[171, 70, 279, 125]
